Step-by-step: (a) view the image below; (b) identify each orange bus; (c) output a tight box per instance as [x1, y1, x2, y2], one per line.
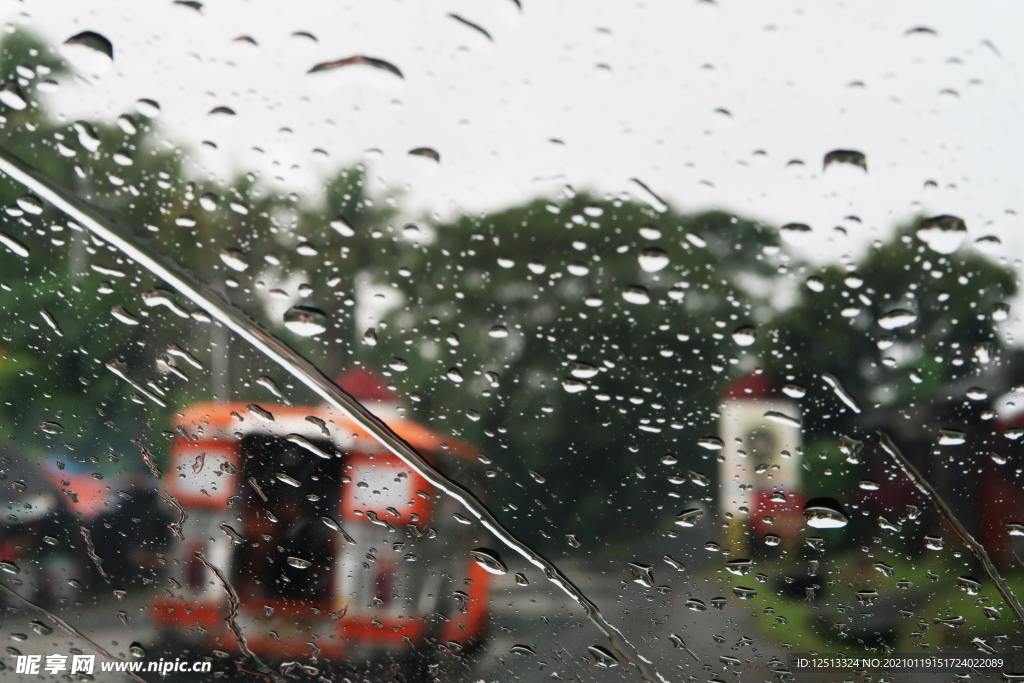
[151, 370, 491, 678]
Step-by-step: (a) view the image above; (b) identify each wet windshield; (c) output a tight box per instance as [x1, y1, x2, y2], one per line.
[0, 2, 1023, 681]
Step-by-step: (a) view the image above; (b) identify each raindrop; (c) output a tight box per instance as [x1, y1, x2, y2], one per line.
[73, 122, 101, 152]
[408, 147, 440, 163]
[764, 410, 801, 428]
[628, 562, 655, 587]
[38, 421, 64, 435]
[330, 215, 355, 237]
[286, 556, 312, 569]
[915, 215, 967, 254]
[878, 308, 917, 330]
[628, 178, 668, 213]
[674, 508, 703, 528]
[821, 373, 861, 413]
[782, 383, 806, 399]
[469, 548, 508, 575]
[29, 621, 52, 636]
[275, 472, 301, 488]
[219, 248, 249, 272]
[823, 149, 867, 171]
[562, 378, 587, 394]
[731, 325, 756, 347]
[621, 285, 651, 305]
[855, 589, 878, 606]
[448, 13, 493, 41]
[725, 558, 753, 576]
[308, 55, 404, 79]
[135, 98, 160, 118]
[16, 194, 43, 215]
[688, 471, 710, 487]
[0, 232, 29, 257]
[111, 305, 141, 326]
[803, 499, 848, 529]
[62, 31, 114, 70]
[779, 222, 813, 247]
[637, 247, 669, 273]
[938, 429, 965, 446]
[285, 434, 332, 460]
[0, 81, 27, 110]
[588, 645, 619, 668]
[957, 576, 981, 595]
[255, 375, 283, 399]
[732, 586, 757, 600]
[283, 305, 328, 336]
[570, 362, 599, 379]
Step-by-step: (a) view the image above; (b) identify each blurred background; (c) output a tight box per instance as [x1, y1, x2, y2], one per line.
[0, 0, 1023, 680]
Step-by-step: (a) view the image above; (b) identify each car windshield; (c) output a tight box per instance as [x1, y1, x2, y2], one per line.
[1, 2, 1023, 682]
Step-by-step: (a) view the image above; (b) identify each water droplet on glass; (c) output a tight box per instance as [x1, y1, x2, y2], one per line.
[823, 149, 867, 171]
[621, 285, 651, 305]
[0, 232, 29, 258]
[0, 81, 27, 110]
[330, 215, 355, 237]
[588, 645, 620, 668]
[764, 410, 801, 428]
[286, 556, 312, 569]
[674, 508, 703, 527]
[779, 222, 814, 247]
[219, 248, 249, 272]
[469, 548, 508, 575]
[878, 308, 917, 330]
[915, 215, 967, 254]
[637, 247, 669, 273]
[16, 194, 43, 215]
[697, 436, 724, 451]
[803, 499, 848, 529]
[731, 325, 756, 347]
[562, 378, 587, 394]
[725, 558, 753, 576]
[938, 429, 966, 446]
[62, 31, 114, 72]
[957, 576, 981, 595]
[308, 55, 404, 79]
[283, 305, 329, 336]
[408, 146, 440, 163]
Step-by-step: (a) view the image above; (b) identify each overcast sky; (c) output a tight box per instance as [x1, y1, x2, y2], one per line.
[5, 0, 1023, 279]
